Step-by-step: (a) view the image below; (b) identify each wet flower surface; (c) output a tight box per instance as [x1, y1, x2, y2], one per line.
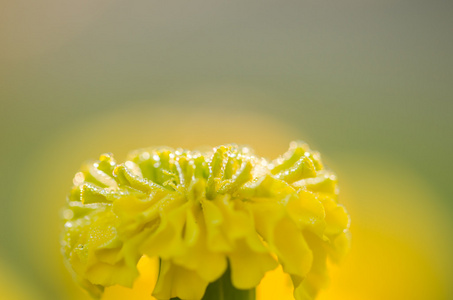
[61, 142, 350, 300]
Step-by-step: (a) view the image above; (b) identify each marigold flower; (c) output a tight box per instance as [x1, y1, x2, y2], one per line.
[61, 142, 350, 300]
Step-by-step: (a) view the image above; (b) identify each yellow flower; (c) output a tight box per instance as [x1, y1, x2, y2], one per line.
[61, 142, 350, 300]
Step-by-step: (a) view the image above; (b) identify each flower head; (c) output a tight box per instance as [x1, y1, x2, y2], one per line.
[61, 142, 350, 300]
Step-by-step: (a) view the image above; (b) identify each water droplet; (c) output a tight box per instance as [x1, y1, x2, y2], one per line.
[64, 222, 73, 228]
[63, 209, 74, 220]
[73, 172, 85, 186]
[140, 152, 150, 160]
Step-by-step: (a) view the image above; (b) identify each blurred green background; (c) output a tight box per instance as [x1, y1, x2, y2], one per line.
[1, 0, 452, 299]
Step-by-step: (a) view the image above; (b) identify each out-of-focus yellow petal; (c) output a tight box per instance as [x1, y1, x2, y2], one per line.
[273, 218, 314, 286]
[287, 190, 326, 237]
[321, 196, 349, 237]
[201, 198, 232, 252]
[294, 232, 329, 300]
[153, 260, 209, 300]
[140, 202, 188, 259]
[172, 206, 227, 282]
[228, 239, 278, 289]
[102, 255, 159, 300]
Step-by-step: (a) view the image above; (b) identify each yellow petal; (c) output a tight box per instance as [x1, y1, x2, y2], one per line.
[272, 218, 313, 285]
[201, 198, 232, 252]
[85, 260, 138, 288]
[140, 203, 188, 259]
[321, 196, 350, 236]
[173, 206, 227, 282]
[294, 232, 329, 300]
[228, 239, 278, 290]
[287, 190, 326, 237]
[251, 202, 313, 286]
[153, 260, 209, 300]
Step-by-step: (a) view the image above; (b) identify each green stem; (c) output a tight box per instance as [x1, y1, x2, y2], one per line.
[171, 266, 255, 300]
